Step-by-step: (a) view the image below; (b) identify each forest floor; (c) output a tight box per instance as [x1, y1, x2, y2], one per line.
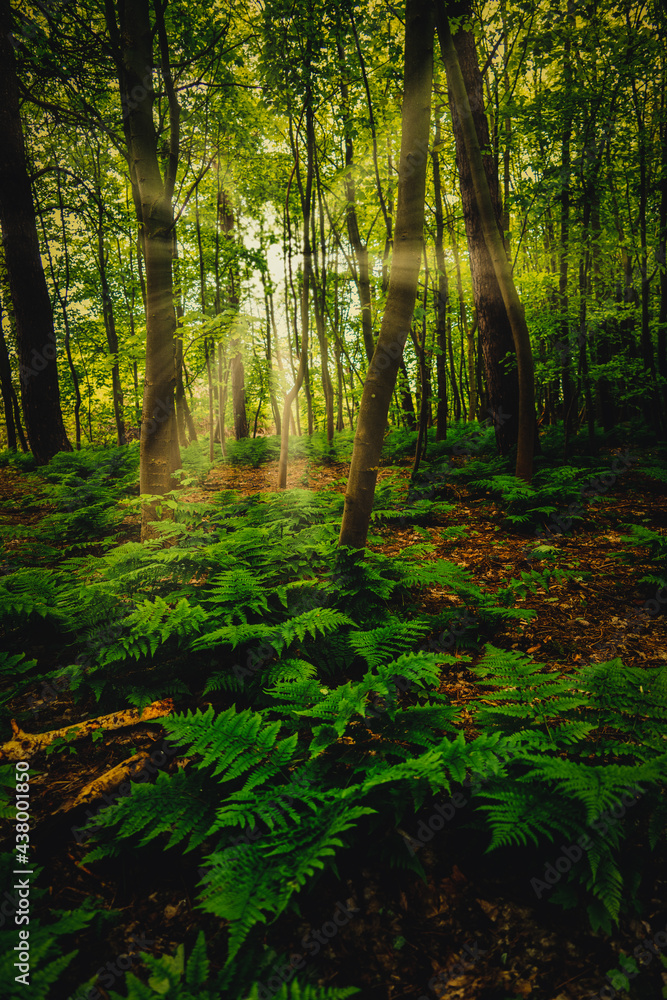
[2, 449, 667, 1000]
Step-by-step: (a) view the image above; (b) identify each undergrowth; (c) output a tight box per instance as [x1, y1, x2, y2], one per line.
[0, 438, 665, 998]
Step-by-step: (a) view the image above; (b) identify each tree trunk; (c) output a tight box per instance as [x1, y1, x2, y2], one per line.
[439, 1, 520, 457]
[659, 100, 667, 421]
[560, 1, 575, 452]
[105, 0, 180, 537]
[467, 314, 478, 423]
[205, 338, 214, 461]
[34, 169, 83, 450]
[219, 191, 249, 441]
[261, 273, 282, 435]
[412, 266, 431, 479]
[339, 0, 434, 549]
[217, 342, 229, 457]
[279, 84, 316, 488]
[338, 41, 375, 364]
[172, 233, 187, 448]
[97, 203, 127, 446]
[448, 314, 461, 421]
[0, 297, 17, 450]
[0, 2, 71, 464]
[435, 0, 535, 481]
[398, 359, 417, 430]
[314, 167, 336, 445]
[431, 114, 448, 441]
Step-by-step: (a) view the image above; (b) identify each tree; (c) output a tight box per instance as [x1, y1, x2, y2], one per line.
[0, 0, 71, 464]
[104, 0, 181, 537]
[339, 0, 434, 550]
[435, 0, 535, 482]
[438, 0, 522, 457]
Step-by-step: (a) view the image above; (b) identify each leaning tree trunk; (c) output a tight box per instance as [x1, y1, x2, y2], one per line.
[439, 0, 520, 457]
[435, 0, 535, 482]
[339, 0, 434, 550]
[0, 3, 71, 464]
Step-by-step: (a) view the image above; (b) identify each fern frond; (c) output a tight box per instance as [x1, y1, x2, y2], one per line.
[83, 769, 216, 859]
[347, 620, 429, 669]
[162, 705, 293, 781]
[201, 800, 373, 962]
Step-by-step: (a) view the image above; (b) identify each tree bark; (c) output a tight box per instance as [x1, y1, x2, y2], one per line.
[559, 1, 575, 451]
[431, 113, 448, 441]
[105, 0, 180, 538]
[338, 41, 375, 365]
[439, 0, 520, 457]
[97, 202, 127, 446]
[339, 0, 434, 549]
[261, 272, 282, 435]
[0, 297, 17, 450]
[278, 85, 315, 488]
[219, 191, 249, 440]
[435, 0, 535, 481]
[0, 2, 71, 464]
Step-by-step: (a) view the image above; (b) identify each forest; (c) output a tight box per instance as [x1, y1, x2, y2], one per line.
[1, 0, 667, 998]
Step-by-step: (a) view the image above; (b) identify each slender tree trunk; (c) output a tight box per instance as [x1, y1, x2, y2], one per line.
[439, 1, 520, 457]
[97, 203, 127, 446]
[448, 315, 461, 421]
[412, 264, 431, 478]
[467, 314, 478, 423]
[219, 191, 249, 440]
[205, 339, 214, 461]
[500, 0, 512, 254]
[338, 41, 375, 364]
[313, 162, 335, 445]
[0, 2, 71, 464]
[398, 360, 417, 430]
[0, 297, 16, 449]
[279, 80, 316, 488]
[35, 170, 83, 450]
[339, 0, 434, 549]
[432, 114, 449, 441]
[559, 0, 577, 453]
[261, 273, 282, 435]
[435, 0, 535, 481]
[106, 0, 180, 537]
[333, 254, 346, 432]
[659, 104, 667, 421]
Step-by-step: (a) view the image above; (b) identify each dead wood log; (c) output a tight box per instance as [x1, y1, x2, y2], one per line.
[58, 751, 152, 812]
[0, 699, 174, 763]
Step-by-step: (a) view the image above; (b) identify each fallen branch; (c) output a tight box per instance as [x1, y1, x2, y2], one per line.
[0, 699, 174, 763]
[59, 751, 152, 812]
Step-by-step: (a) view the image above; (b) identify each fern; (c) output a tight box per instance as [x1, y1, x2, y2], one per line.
[98, 598, 208, 665]
[463, 645, 667, 925]
[84, 768, 218, 859]
[468, 644, 589, 735]
[200, 800, 374, 961]
[620, 524, 667, 589]
[108, 927, 359, 1000]
[0, 568, 67, 626]
[0, 853, 100, 1000]
[205, 568, 271, 622]
[347, 620, 430, 669]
